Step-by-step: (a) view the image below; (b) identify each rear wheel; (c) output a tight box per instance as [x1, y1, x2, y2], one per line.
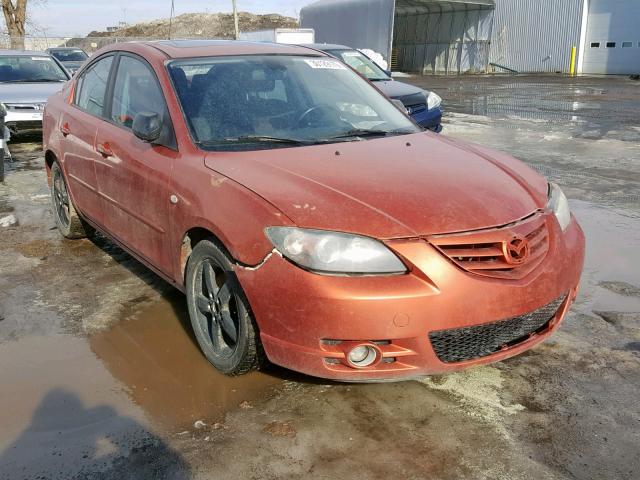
[50, 161, 93, 239]
[185, 239, 266, 375]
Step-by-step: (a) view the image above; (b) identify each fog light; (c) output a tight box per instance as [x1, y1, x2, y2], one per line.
[347, 345, 377, 367]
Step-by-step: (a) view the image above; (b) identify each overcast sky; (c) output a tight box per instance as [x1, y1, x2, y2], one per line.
[29, 0, 312, 37]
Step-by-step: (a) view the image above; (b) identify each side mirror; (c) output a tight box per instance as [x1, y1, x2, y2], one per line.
[384, 70, 392, 78]
[391, 98, 410, 115]
[132, 112, 162, 143]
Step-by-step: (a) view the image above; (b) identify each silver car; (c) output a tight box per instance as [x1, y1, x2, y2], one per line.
[0, 50, 70, 137]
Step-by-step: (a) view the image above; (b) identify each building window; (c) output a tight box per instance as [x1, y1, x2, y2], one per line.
[621, 41, 632, 48]
[590, 42, 600, 48]
[606, 42, 616, 48]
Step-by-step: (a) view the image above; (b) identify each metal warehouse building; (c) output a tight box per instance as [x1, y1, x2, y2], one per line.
[300, 0, 640, 74]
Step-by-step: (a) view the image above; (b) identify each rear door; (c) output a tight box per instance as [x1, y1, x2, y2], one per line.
[94, 53, 177, 276]
[61, 54, 114, 221]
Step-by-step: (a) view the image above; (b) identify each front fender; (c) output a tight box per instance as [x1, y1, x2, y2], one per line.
[170, 159, 294, 286]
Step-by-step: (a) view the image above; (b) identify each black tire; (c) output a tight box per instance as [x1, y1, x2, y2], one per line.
[50, 161, 94, 239]
[185, 238, 266, 375]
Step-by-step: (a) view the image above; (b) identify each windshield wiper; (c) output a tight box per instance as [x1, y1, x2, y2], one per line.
[198, 135, 315, 146]
[322, 128, 408, 141]
[1, 78, 65, 83]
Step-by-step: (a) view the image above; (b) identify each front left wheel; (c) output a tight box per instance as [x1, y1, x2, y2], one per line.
[185, 239, 266, 375]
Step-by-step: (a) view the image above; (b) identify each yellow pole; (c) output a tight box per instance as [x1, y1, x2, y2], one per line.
[570, 46, 577, 76]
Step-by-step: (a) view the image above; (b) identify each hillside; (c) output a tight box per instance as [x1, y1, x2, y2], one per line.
[87, 12, 299, 39]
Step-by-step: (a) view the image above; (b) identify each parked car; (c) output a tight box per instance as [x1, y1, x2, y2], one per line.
[43, 40, 584, 381]
[0, 50, 70, 136]
[307, 43, 443, 132]
[45, 47, 89, 74]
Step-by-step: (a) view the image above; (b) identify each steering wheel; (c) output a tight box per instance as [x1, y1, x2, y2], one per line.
[297, 104, 342, 128]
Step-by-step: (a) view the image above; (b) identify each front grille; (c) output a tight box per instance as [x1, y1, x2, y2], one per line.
[429, 213, 550, 280]
[407, 103, 427, 115]
[5, 103, 45, 112]
[429, 295, 566, 363]
[6, 120, 42, 134]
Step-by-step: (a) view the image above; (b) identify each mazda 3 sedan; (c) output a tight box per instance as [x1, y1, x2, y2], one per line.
[43, 41, 584, 381]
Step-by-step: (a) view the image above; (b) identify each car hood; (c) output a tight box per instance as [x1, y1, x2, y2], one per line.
[204, 132, 548, 238]
[0, 82, 66, 104]
[373, 79, 428, 102]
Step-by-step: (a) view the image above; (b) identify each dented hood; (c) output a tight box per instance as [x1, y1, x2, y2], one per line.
[204, 132, 549, 238]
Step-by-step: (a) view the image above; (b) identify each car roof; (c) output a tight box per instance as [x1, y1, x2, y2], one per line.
[47, 47, 84, 51]
[97, 40, 326, 60]
[303, 43, 352, 52]
[0, 49, 52, 56]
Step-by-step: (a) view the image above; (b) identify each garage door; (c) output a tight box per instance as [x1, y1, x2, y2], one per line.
[581, 0, 640, 74]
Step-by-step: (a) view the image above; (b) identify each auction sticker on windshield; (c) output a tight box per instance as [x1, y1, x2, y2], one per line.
[304, 59, 346, 69]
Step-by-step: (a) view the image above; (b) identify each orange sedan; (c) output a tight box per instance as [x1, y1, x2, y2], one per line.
[43, 41, 584, 381]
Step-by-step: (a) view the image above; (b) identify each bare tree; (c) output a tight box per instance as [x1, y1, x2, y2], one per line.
[2, 0, 27, 49]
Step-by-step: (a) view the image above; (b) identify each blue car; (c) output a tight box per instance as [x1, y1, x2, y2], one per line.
[307, 44, 443, 132]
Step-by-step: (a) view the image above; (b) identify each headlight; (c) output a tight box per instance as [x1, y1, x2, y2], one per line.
[426, 91, 442, 110]
[265, 227, 407, 275]
[547, 182, 571, 231]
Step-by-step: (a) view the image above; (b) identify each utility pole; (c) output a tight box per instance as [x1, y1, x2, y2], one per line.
[232, 0, 239, 40]
[168, 0, 175, 39]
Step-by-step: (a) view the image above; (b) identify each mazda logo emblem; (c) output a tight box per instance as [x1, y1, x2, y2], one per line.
[503, 236, 529, 265]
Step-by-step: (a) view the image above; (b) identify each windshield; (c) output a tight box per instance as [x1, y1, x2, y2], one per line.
[168, 55, 417, 151]
[0, 55, 68, 82]
[50, 49, 88, 62]
[326, 49, 389, 81]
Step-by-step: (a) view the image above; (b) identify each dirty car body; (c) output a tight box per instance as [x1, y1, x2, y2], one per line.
[43, 40, 584, 381]
[0, 50, 70, 137]
[307, 43, 443, 132]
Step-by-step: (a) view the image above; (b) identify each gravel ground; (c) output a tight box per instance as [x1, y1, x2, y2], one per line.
[0, 75, 638, 480]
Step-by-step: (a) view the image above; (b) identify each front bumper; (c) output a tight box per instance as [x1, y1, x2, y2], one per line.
[410, 106, 443, 132]
[5, 110, 43, 135]
[236, 214, 585, 381]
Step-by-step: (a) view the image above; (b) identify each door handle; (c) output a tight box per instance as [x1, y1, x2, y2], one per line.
[96, 142, 114, 158]
[60, 122, 71, 137]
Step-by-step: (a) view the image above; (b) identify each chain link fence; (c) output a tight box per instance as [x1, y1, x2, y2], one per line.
[0, 35, 223, 54]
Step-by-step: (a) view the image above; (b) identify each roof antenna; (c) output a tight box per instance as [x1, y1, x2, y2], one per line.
[168, 0, 175, 40]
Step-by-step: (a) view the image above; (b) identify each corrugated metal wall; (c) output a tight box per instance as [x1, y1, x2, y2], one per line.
[300, 0, 396, 61]
[393, 3, 495, 74]
[489, 0, 584, 73]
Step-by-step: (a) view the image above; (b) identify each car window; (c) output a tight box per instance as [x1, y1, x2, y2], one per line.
[327, 50, 389, 81]
[111, 56, 166, 129]
[75, 56, 114, 116]
[51, 50, 88, 62]
[0, 55, 68, 83]
[168, 55, 418, 151]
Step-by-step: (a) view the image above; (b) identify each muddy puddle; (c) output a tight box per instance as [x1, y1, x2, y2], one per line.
[90, 293, 283, 431]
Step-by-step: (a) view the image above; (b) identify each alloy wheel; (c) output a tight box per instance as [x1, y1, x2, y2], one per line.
[53, 169, 70, 228]
[193, 258, 241, 358]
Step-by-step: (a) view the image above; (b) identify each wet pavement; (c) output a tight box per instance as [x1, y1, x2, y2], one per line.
[1, 75, 639, 479]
